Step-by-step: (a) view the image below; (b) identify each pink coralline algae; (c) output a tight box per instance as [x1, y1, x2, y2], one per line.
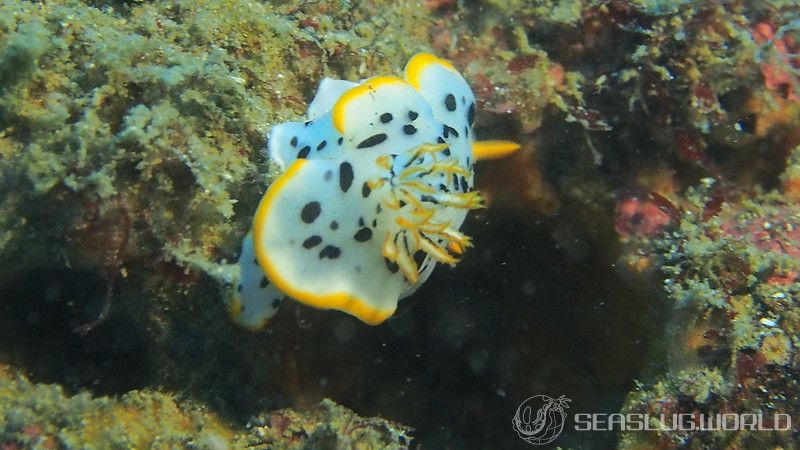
[614, 196, 673, 239]
[752, 22, 800, 102]
[719, 205, 800, 285]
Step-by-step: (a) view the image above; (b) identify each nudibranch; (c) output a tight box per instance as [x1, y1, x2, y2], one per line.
[226, 53, 519, 328]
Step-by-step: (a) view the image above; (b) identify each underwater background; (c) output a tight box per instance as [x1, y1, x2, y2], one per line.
[0, 0, 799, 448]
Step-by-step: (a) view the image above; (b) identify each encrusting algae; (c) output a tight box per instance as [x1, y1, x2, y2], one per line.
[0, 364, 410, 449]
[618, 186, 800, 447]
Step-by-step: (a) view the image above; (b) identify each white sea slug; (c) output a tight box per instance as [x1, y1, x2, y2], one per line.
[227, 53, 519, 328]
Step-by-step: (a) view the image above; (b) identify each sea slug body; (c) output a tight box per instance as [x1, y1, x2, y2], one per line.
[227, 53, 519, 328]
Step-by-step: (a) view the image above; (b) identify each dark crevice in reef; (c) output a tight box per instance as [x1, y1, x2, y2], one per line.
[0, 267, 152, 395]
[261, 203, 671, 449]
[0, 262, 293, 422]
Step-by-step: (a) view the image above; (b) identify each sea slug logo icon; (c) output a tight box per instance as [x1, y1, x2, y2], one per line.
[512, 394, 571, 445]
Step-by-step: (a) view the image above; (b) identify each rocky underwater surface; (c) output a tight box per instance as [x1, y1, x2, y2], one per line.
[0, 0, 799, 448]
